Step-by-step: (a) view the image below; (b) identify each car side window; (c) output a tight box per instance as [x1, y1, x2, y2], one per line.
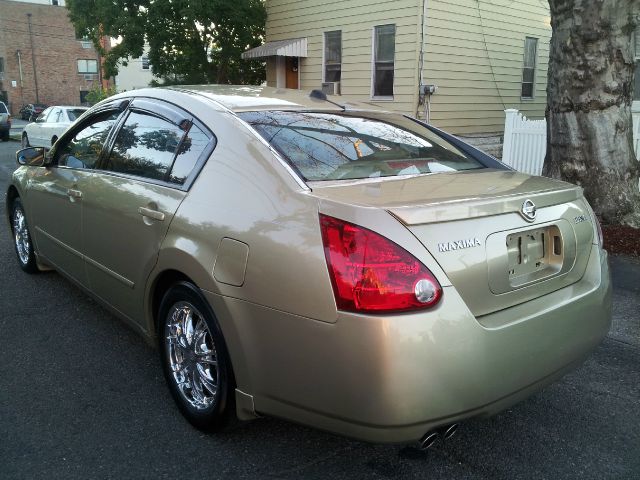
[36, 108, 52, 123]
[104, 111, 185, 181]
[56, 111, 120, 169]
[168, 124, 210, 185]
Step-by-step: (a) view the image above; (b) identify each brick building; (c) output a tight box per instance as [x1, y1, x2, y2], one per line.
[0, 0, 111, 115]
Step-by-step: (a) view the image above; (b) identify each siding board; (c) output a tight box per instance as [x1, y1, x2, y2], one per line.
[264, 0, 550, 134]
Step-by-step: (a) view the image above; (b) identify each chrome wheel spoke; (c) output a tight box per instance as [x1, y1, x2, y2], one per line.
[196, 364, 217, 394]
[191, 368, 206, 404]
[196, 356, 217, 366]
[183, 310, 195, 346]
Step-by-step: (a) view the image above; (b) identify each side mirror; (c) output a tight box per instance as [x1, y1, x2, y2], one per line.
[16, 147, 47, 167]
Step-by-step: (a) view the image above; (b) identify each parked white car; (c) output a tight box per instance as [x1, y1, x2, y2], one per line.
[22, 106, 88, 148]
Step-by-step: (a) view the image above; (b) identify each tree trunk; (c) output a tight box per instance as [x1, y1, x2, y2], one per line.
[543, 0, 640, 227]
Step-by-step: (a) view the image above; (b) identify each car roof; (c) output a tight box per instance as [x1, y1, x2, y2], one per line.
[110, 85, 383, 113]
[49, 106, 88, 110]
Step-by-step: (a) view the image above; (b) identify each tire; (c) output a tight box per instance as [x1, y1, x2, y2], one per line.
[11, 198, 38, 273]
[158, 281, 236, 431]
[21, 133, 30, 148]
[0, 130, 8, 142]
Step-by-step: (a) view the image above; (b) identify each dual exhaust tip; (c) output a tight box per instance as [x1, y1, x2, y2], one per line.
[418, 423, 458, 451]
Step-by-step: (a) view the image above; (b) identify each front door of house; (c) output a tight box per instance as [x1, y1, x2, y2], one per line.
[285, 57, 299, 89]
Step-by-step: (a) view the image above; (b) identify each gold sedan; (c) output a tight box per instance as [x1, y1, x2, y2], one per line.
[6, 86, 611, 448]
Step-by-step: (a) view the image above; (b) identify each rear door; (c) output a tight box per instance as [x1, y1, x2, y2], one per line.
[82, 98, 213, 326]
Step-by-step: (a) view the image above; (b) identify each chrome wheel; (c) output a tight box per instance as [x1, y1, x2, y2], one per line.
[165, 302, 219, 411]
[13, 205, 31, 266]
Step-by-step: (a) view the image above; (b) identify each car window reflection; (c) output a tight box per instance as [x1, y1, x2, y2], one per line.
[57, 111, 119, 169]
[104, 111, 185, 181]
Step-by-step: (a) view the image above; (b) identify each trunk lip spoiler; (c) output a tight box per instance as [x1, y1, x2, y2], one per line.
[387, 187, 582, 225]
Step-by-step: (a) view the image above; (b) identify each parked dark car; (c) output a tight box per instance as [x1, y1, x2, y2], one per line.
[0, 101, 10, 141]
[19, 103, 48, 121]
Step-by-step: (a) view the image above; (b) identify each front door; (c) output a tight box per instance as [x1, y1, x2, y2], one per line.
[28, 110, 121, 285]
[31, 107, 53, 146]
[285, 57, 299, 89]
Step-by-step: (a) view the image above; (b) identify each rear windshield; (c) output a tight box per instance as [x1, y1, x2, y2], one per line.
[66, 109, 87, 121]
[238, 111, 484, 181]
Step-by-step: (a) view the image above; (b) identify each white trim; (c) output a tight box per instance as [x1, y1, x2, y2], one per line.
[322, 33, 326, 83]
[242, 38, 307, 59]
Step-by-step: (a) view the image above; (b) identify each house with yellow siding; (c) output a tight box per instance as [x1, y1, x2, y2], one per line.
[242, 0, 552, 156]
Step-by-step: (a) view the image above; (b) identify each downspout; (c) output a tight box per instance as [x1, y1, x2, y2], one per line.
[17, 50, 24, 87]
[416, 0, 428, 118]
[26, 13, 40, 103]
[16, 50, 25, 107]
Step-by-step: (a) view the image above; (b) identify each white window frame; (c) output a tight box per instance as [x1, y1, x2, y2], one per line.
[371, 24, 395, 101]
[77, 59, 98, 74]
[322, 30, 342, 83]
[521, 37, 538, 100]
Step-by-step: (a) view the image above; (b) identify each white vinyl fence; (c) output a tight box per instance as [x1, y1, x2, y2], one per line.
[502, 108, 640, 175]
[502, 109, 547, 175]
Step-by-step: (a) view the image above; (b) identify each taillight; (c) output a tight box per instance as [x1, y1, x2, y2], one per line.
[319, 214, 442, 313]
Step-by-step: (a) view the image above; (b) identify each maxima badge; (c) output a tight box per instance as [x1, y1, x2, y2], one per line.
[520, 199, 537, 222]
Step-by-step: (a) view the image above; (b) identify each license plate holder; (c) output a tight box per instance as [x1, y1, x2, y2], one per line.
[506, 225, 563, 287]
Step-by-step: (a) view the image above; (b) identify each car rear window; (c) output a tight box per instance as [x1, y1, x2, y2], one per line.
[238, 111, 484, 181]
[0, 103, 7, 114]
[67, 109, 87, 121]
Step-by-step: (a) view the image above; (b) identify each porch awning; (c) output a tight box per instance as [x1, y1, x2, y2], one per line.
[241, 38, 307, 59]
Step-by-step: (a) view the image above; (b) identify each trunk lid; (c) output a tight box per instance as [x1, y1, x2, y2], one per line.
[309, 170, 595, 316]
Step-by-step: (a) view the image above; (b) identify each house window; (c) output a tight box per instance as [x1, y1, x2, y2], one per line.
[141, 56, 150, 70]
[77, 59, 98, 74]
[51, 0, 59, 5]
[373, 24, 395, 98]
[79, 36, 92, 49]
[521, 37, 538, 99]
[324, 31, 341, 83]
[80, 90, 89, 104]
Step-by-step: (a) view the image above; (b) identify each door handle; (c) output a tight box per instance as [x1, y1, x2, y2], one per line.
[138, 206, 165, 221]
[67, 188, 83, 200]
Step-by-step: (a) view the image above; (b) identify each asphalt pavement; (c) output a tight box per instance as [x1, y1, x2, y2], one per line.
[0, 139, 638, 479]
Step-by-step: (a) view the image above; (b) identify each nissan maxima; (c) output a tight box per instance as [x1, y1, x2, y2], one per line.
[6, 85, 611, 447]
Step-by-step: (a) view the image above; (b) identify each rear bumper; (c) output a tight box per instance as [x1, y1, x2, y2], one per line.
[211, 246, 611, 444]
